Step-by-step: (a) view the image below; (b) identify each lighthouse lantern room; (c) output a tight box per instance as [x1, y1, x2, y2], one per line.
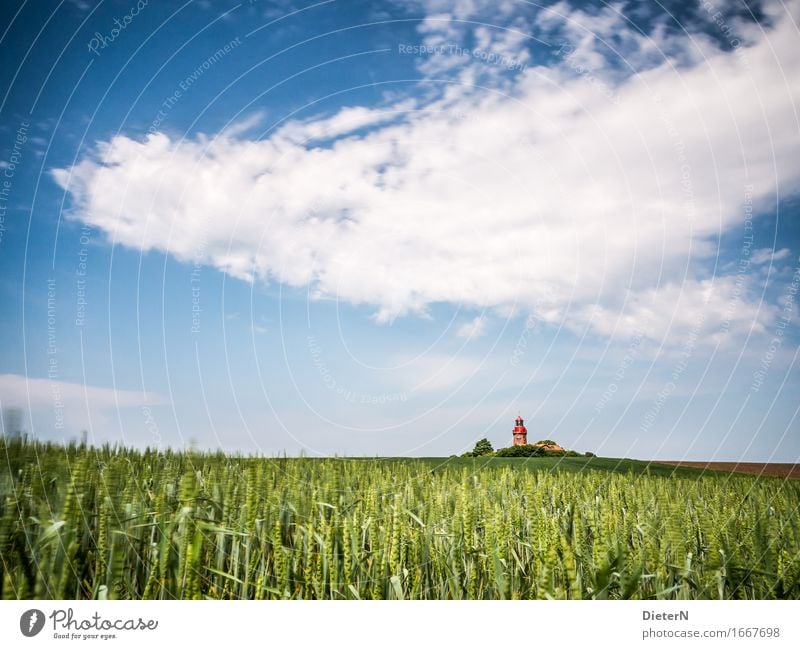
[512, 415, 528, 446]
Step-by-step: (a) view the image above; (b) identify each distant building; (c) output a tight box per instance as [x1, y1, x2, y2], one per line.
[533, 441, 565, 453]
[512, 415, 527, 446]
[511, 415, 566, 452]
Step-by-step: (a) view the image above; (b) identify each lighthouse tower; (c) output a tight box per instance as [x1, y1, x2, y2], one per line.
[512, 415, 528, 446]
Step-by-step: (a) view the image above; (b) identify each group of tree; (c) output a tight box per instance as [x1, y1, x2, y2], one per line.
[461, 438, 591, 458]
[495, 444, 579, 457]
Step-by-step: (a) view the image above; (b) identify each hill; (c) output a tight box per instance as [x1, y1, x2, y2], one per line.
[373, 455, 745, 479]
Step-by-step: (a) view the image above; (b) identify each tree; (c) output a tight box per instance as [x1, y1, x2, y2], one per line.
[471, 438, 494, 456]
[495, 444, 545, 457]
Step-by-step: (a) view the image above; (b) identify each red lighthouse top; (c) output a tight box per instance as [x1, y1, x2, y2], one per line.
[512, 415, 528, 446]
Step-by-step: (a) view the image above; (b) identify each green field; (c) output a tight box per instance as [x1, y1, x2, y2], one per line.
[376, 455, 724, 478]
[2, 439, 799, 600]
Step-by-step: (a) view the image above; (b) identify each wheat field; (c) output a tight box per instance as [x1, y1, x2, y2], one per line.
[1, 439, 799, 599]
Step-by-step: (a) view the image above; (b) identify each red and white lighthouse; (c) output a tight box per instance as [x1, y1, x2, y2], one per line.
[512, 415, 528, 446]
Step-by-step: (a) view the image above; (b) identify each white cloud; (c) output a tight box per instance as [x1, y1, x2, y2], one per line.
[221, 110, 268, 139]
[578, 277, 775, 345]
[0, 374, 162, 408]
[750, 247, 791, 265]
[274, 101, 416, 144]
[0, 374, 165, 438]
[52, 1, 800, 346]
[457, 315, 488, 339]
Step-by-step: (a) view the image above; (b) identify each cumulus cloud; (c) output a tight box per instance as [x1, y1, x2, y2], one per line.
[457, 315, 489, 339]
[274, 101, 416, 144]
[578, 277, 775, 344]
[750, 247, 791, 265]
[52, 1, 800, 345]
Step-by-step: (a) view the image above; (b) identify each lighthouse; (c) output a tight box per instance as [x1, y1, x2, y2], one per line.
[512, 415, 528, 446]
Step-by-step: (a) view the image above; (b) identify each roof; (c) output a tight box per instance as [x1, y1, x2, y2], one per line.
[532, 443, 565, 452]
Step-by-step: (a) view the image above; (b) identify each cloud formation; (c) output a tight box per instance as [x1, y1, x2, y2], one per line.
[53, 1, 800, 344]
[0, 373, 161, 408]
[0, 374, 164, 438]
[457, 315, 489, 340]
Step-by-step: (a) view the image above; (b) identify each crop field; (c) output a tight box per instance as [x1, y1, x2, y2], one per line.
[2, 440, 799, 600]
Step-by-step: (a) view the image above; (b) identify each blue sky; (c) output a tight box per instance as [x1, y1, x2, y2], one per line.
[0, 0, 798, 460]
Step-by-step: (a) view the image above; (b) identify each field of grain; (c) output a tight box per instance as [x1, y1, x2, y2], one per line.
[2, 440, 799, 600]
[660, 462, 800, 480]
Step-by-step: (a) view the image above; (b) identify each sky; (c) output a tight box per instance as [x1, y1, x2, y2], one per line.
[0, 0, 798, 460]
